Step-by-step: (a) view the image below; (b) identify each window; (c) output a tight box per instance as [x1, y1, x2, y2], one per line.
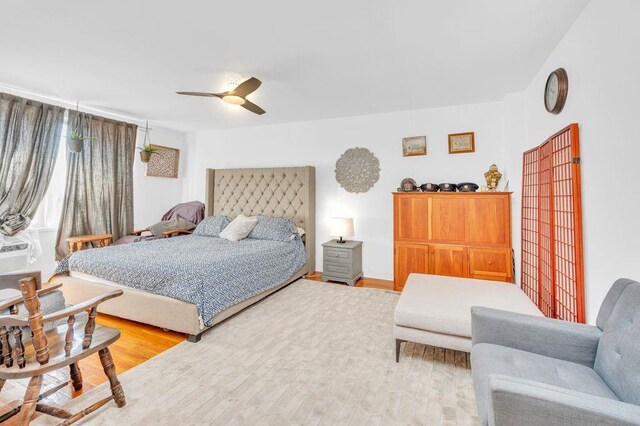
[30, 114, 68, 229]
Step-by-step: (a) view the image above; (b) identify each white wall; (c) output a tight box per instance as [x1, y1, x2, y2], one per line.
[133, 126, 188, 229]
[183, 102, 506, 279]
[504, 0, 640, 322]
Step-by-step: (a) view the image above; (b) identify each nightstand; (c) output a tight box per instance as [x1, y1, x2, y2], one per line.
[321, 239, 363, 286]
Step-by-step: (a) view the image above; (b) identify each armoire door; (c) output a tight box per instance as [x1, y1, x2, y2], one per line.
[428, 196, 466, 243]
[394, 242, 430, 291]
[394, 195, 429, 241]
[429, 244, 468, 278]
[466, 196, 510, 247]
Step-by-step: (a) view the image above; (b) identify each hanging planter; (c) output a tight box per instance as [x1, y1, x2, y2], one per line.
[137, 121, 159, 163]
[66, 102, 95, 153]
[66, 128, 95, 153]
[67, 137, 84, 153]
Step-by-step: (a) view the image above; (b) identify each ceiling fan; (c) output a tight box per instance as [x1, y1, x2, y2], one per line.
[176, 77, 265, 115]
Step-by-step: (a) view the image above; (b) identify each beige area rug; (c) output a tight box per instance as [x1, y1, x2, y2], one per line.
[35, 279, 477, 425]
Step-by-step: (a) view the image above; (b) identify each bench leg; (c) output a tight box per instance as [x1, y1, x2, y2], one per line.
[187, 333, 202, 343]
[395, 339, 406, 363]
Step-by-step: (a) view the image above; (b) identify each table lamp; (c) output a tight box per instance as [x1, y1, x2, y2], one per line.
[330, 217, 354, 243]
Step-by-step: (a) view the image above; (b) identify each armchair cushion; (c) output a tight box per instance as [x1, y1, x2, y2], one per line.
[148, 214, 196, 237]
[0, 290, 86, 331]
[488, 375, 640, 426]
[471, 307, 602, 367]
[472, 344, 619, 426]
[594, 280, 640, 405]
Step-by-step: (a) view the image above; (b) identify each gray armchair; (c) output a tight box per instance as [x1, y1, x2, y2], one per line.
[471, 278, 640, 426]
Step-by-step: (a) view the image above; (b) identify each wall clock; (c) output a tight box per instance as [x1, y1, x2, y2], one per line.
[544, 68, 568, 114]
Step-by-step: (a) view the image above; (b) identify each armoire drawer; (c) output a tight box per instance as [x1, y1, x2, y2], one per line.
[468, 247, 512, 280]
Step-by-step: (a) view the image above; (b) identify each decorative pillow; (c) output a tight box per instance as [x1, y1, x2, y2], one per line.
[192, 215, 230, 237]
[219, 214, 259, 242]
[148, 215, 196, 237]
[248, 215, 298, 242]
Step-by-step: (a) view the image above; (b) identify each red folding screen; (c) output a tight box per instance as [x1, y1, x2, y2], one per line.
[521, 124, 585, 323]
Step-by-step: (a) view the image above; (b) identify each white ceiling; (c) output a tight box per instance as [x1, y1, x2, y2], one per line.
[0, 0, 589, 132]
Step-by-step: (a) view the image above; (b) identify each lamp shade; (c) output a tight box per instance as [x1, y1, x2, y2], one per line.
[330, 217, 354, 239]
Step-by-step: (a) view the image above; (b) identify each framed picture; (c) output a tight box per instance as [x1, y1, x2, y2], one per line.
[448, 132, 475, 154]
[145, 144, 180, 178]
[402, 136, 427, 157]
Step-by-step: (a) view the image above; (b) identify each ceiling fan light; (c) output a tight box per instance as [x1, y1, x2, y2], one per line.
[222, 95, 246, 105]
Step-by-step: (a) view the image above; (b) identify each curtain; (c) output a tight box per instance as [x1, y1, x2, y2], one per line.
[55, 111, 136, 259]
[0, 93, 65, 236]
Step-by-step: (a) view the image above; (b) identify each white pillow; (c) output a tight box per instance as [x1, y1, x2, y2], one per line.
[291, 227, 306, 240]
[219, 214, 259, 242]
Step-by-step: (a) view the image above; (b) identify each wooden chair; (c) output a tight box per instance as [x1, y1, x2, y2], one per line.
[0, 277, 125, 425]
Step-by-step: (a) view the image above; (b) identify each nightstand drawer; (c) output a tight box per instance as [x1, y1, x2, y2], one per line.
[323, 262, 353, 276]
[324, 248, 352, 261]
[323, 255, 350, 267]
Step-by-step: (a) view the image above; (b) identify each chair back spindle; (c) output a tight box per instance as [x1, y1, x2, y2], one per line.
[12, 326, 25, 368]
[19, 277, 50, 365]
[65, 315, 75, 356]
[83, 307, 97, 349]
[1, 326, 11, 367]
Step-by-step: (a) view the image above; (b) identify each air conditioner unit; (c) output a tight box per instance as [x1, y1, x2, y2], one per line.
[0, 229, 41, 274]
[0, 241, 30, 273]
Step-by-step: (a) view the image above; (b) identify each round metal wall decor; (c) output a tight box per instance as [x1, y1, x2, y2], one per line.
[335, 147, 380, 193]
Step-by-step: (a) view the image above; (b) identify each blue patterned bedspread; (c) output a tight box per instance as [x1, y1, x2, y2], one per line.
[53, 235, 307, 327]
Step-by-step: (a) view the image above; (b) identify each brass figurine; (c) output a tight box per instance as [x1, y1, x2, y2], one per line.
[484, 164, 502, 192]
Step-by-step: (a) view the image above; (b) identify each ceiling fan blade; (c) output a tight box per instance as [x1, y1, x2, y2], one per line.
[176, 91, 218, 97]
[231, 77, 262, 97]
[241, 100, 266, 115]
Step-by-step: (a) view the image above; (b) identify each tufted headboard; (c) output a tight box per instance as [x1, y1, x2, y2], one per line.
[205, 166, 316, 273]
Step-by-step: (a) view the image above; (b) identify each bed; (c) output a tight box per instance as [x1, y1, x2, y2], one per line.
[51, 166, 316, 342]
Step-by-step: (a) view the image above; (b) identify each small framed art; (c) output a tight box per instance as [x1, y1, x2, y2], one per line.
[402, 136, 427, 157]
[145, 144, 180, 178]
[448, 132, 475, 154]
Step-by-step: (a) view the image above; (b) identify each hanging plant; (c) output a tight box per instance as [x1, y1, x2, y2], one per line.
[66, 101, 95, 153]
[137, 144, 160, 163]
[136, 121, 159, 163]
[66, 128, 95, 153]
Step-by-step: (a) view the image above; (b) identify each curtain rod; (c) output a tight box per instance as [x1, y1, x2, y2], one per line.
[0, 82, 153, 129]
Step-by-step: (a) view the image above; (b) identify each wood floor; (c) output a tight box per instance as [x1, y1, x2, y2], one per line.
[0, 274, 393, 423]
[306, 271, 395, 290]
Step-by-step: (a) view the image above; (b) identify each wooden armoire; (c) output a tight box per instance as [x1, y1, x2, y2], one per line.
[393, 192, 513, 291]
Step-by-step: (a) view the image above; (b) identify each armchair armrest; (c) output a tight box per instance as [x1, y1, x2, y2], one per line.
[0, 283, 62, 311]
[131, 228, 150, 236]
[471, 307, 601, 367]
[162, 229, 192, 238]
[488, 375, 640, 426]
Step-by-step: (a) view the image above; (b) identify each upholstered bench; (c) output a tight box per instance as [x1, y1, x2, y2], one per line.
[394, 274, 542, 361]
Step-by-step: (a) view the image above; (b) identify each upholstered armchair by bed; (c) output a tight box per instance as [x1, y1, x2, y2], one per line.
[471, 278, 640, 426]
[116, 201, 205, 245]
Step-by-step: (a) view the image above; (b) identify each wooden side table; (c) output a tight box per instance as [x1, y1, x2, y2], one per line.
[67, 234, 113, 253]
[322, 239, 363, 286]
